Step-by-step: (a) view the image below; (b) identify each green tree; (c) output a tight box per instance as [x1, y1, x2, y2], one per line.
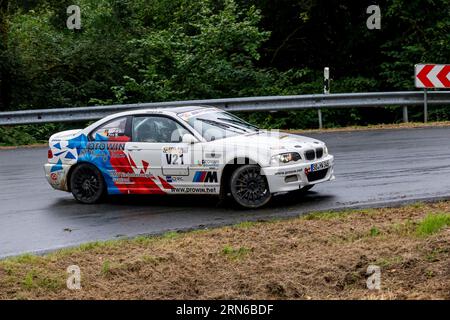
[112, 0, 272, 103]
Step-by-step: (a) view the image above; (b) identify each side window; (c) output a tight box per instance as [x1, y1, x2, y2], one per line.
[91, 117, 129, 141]
[132, 116, 191, 143]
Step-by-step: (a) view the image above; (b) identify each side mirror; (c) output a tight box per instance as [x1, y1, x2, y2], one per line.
[182, 133, 197, 144]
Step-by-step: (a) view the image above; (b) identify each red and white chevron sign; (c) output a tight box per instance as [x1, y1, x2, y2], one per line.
[415, 64, 450, 88]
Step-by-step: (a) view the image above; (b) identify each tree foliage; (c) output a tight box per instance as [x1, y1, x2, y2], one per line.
[2, 0, 450, 142]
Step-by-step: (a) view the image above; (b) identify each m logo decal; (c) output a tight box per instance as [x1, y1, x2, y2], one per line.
[193, 171, 218, 183]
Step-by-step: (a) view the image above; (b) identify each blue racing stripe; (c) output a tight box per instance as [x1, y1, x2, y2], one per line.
[193, 171, 202, 182]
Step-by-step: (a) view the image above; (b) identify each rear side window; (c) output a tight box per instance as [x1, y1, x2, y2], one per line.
[91, 117, 130, 141]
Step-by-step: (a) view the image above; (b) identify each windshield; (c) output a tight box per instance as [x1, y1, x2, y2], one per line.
[178, 109, 260, 141]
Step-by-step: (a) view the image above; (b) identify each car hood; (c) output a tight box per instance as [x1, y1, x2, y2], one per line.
[217, 130, 325, 152]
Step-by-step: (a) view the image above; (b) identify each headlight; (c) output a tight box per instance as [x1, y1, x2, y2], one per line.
[323, 145, 328, 156]
[270, 152, 302, 165]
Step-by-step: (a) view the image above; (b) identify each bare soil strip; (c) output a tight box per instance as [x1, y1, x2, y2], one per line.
[0, 202, 449, 300]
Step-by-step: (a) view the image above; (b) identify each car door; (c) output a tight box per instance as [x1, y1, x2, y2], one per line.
[128, 114, 194, 193]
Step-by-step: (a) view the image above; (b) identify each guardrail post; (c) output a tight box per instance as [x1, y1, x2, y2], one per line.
[423, 89, 428, 123]
[318, 109, 323, 129]
[402, 106, 408, 123]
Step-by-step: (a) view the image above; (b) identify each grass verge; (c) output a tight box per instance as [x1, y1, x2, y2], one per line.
[0, 202, 449, 300]
[416, 213, 450, 237]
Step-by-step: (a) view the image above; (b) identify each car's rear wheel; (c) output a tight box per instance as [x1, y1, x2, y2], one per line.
[70, 163, 105, 204]
[230, 165, 271, 209]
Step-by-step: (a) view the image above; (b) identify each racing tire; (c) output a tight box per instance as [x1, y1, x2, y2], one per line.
[230, 165, 272, 209]
[70, 163, 105, 204]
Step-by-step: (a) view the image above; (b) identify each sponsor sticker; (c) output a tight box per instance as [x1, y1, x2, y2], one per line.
[86, 142, 125, 151]
[165, 176, 183, 183]
[201, 159, 220, 167]
[193, 171, 218, 183]
[170, 187, 218, 194]
[162, 146, 186, 154]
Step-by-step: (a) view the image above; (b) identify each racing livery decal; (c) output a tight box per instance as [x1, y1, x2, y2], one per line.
[50, 133, 174, 194]
[193, 171, 218, 183]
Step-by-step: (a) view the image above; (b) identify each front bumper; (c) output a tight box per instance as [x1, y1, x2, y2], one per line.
[44, 163, 72, 192]
[261, 155, 335, 193]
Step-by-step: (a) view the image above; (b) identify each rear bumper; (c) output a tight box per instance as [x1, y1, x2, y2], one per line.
[261, 155, 335, 193]
[44, 163, 71, 192]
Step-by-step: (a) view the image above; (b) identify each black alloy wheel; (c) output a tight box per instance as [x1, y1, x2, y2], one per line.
[230, 165, 272, 208]
[70, 163, 105, 204]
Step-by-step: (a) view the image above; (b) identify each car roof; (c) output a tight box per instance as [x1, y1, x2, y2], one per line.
[167, 106, 210, 113]
[114, 105, 218, 117]
[84, 105, 221, 133]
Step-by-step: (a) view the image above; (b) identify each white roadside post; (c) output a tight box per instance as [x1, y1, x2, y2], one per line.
[320, 67, 330, 129]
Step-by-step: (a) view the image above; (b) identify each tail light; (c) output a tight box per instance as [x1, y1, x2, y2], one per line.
[48, 149, 53, 159]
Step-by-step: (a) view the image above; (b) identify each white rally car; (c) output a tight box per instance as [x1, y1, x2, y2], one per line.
[44, 106, 334, 208]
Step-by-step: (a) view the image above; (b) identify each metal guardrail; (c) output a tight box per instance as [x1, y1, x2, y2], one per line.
[1, 91, 449, 126]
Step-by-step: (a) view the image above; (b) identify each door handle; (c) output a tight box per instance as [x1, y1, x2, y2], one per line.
[127, 146, 142, 151]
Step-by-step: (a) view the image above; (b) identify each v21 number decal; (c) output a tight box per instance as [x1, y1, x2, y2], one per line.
[162, 146, 188, 166]
[166, 153, 184, 165]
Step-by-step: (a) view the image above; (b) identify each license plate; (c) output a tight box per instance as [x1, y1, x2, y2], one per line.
[311, 160, 330, 172]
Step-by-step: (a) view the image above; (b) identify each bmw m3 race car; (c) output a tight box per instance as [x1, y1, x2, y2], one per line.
[44, 106, 335, 208]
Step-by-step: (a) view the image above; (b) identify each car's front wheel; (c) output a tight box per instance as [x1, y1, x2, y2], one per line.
[70, 163, 105, 204]
[230, 165, 271, 209]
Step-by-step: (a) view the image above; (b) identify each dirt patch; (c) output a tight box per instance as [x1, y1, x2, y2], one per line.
[0, 202, 449, 300]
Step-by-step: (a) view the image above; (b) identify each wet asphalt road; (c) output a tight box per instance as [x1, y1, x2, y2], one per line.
[1, 127, 450, 258]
